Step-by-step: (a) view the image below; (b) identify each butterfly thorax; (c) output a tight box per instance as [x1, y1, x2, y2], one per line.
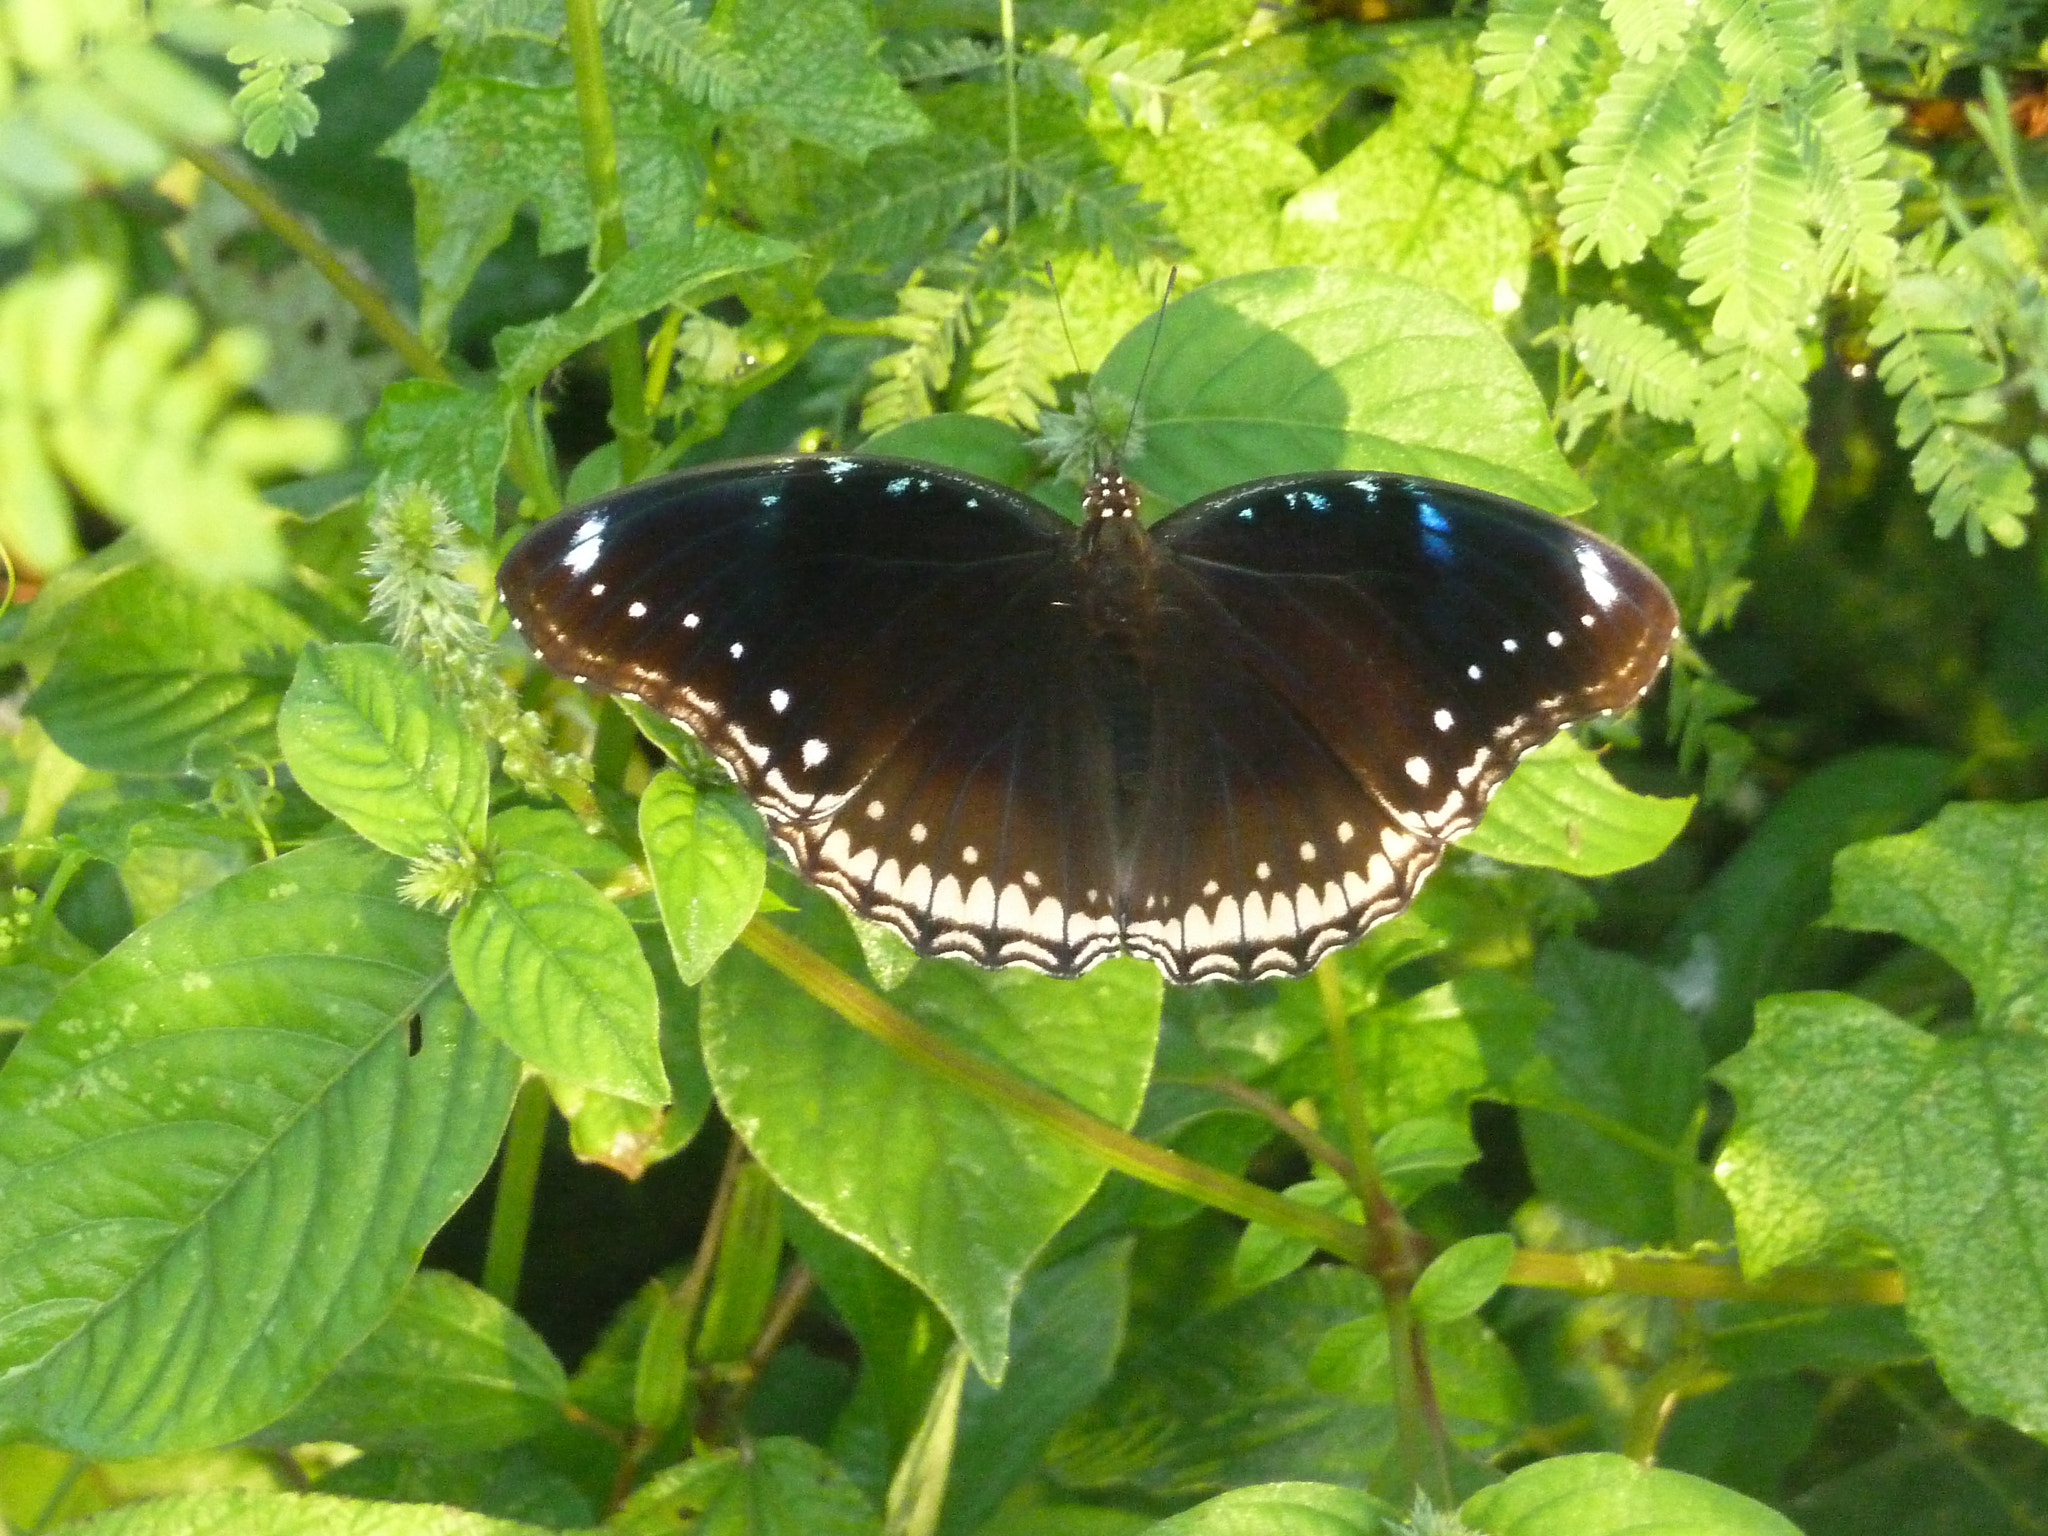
[1076, 466, 1159, 657]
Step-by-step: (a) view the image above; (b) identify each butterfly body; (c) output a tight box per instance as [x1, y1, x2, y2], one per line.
[499, 453, 1678, 984]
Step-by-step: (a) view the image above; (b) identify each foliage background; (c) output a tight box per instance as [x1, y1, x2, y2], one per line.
[0, 0, 2046, 1532]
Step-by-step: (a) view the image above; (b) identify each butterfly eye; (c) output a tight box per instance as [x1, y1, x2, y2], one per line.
[498, 454, 1677, 984]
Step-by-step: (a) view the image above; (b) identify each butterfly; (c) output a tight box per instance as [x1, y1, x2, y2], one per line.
[497, 448, 1678, 984]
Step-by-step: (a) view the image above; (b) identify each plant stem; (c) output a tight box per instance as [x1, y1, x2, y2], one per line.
[562, 0, 651, 481]
[189, 141, 560, 516]
[482, 1075, 552, 1306]
[736, 919, 1375, 1265]
[1000, 0, 1019, 237]
[1163, 1073, 1358, 1184]
[1508, 1248, 1904, 1305]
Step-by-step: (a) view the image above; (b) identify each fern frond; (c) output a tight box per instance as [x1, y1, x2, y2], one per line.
[1677, 100, 1817, 344]
[1701, 0, 1822, 102]
[221, 0, 352, 155]
[964, 289, 1065, 430]
[888, 36, 1005, 84]
[802, 138, 1007, 263]
[431, 0, 560, 45]
[1029, 32, 1211, 134]
[1558, 36, 1723, 267]
[1602, 0, 1697, 60]
[1570, 301, 1705, 421]
[1017, 151, 1178, 266]
[1869, 251, 2031, 549]
[600, 0, 759, 110]
[1794, 76, 1902, 292]
[1691, 333, 1808, 478]
[1475, 0, 1608, 119]
[859, 278, 976, 432]
[0, 263, 342, 581]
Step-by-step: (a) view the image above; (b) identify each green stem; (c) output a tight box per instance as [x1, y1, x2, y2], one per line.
[483, 1075, 552, 1306]
[562, 0, 651, 481]
[737, 920, 1374, 1264]
[1000, 0, 1018, 237]
[191, 141, 560, 515]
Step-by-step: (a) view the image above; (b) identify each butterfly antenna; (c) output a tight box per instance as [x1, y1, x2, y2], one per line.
[1116, 266, 1177, 464]
[1044, 262, 1085, 379]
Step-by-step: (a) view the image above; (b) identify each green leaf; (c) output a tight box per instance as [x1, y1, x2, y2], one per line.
[862, 412, 1041, 489]
[493, 223, 797, 397]
[1660, 745, 1953, 1058]
[1475, 0, 1608, 120]
[253, 1269, 567, 1453]
[383, 57, 706, 350]
[610, 1437, 880, 1536]
[1692, 333, 1810, 479]
[1461, 1452, 1801, 1533]
[1700, 0, 1821, 101]
[1374, 1114, 1482, 1206]
[1795, 76, 1900, 292]
[0, 840, 518, 1455]
[1604, 0, 1701, 59]
[1716, 804, 2048, 1433]
[1677, 99, 1816, 345]
[278, 642, 490, 859]
[1520, 937, 1707, 1240]
[1279, 40, 1555, 318]
[1464, 734, 1694, 875]
[1410, 1232, 1517, 1322]
[1583, 423, 1768, 629]
[1049, 1267, 1398, 1498]
[1141, 1483, 1395, 1534]
[1233, 1176, 1358, 1292]
[451, 848, 668, 1103]
[1558, 36, 1722, 268]
[1827, 800, 2048, 1032]
[641, 769, 767, 985]
[362, 380, 514, 540]
[601, 0, 759, 109]
[944, 1241, 1132, 1536]
[60, 1489, 557, 1535]
[26, 562, 323, 775]
[701, 903, 1159, 1382]
[1113, 121, 1314, 283]
[724, 0, 926, 160]
[1102, 266, 1587, 514]
[1352, 969, 1549, 1127]
[1570, 301, 1705, 424]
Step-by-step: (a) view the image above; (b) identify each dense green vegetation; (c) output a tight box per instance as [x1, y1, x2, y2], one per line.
[1, 0, 2045, 1532]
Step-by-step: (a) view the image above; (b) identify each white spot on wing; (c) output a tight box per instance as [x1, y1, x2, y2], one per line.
[1299, 841, 1316, 861]
[1434, 708, 1454, 731]
[628, 601, 647, 618]
[1255, 861, 1272, 881]
[1338, 822, 1355, 844]
[770, 688, 790, 713]
[911, 823, 928, 844]
[867, 800, 885, 819]
[729, 641, 745, 659]
[1405, 756, 1431, 786]
[961, 846, 979, 866]
[684, 613, 700, 628]
[801, 738, 829, 768]
[1578, 545, 1621, 609]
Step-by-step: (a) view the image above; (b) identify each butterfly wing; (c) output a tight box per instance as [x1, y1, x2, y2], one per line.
[498, 454, 1127, 974]
[1119, 471, 1678, 982]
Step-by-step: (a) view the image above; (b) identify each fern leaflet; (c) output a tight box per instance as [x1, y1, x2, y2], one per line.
[1678, 99, 1816, 344]
[1026, 33, 1212, 135]
[859, 278, 976, 432]
[1602, 0, 1697, 59]
[222, 0, 352, 155]
[1701, 0, 1823, 102]
[965, 289, 1065, 430]
[599, 0, 759, 110]
[1692, 334, 1809, 478]
[1795, 76, 1902, 292]
[0, 262, 341, 581]
[887, 36, 1006, 84]
[1571, 301, 1705, 421]
[1559, 36, 1723, 267]
[1475, 0, 1608, 119]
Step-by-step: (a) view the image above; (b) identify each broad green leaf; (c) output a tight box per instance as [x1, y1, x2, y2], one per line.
[253, 1269, 566, 1454]
[26, 563, 322, 775]
[641, 769, 766, 985]
[610, 1437, 880, 1536]
[489, 806, 634, 880]
[63, 1489, 556, 1535]
[362, 381, 514, 539]
[311, 1445, 595, 1524]
[1349, 969, 1549, 1127]
[1702, 1300, 1923, 1377]
[1463, 735, 1694, 875]
[1233, 1177, 1358, 1292]
[0, 840, 518, 1455]
[383, 58, 706, 349]
[1519, 937, 1707, 1241]
[1718, 989, 2048, 1435]
[1048, 1267, 1397, 1498]
[1118, 120, 1315, 279]
[494, 224, 798, 396]
[451, 848, 667, 1103]
[1826, 800, 2048, 1032]
[278, 643, 489, 859]
[1100, 267, 1586, 514]
[725, 0, 926, 159]
[862, 413, 1041, 490]
[1141, 1483, 1394, 1534]
[1461, 1452, 1800, 1534]
[1279, 42, 1556, 318]
[702, 901, 1159, 1382]
[1306, 1311, 1527, 1437]
[1660, 745, 1953, 1058]
[1410, 1233, 1517, 1323]
[944, 1241, 1133, 1536]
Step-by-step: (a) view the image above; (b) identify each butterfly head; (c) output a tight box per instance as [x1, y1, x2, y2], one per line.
[1085, 466, 1141, 522]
